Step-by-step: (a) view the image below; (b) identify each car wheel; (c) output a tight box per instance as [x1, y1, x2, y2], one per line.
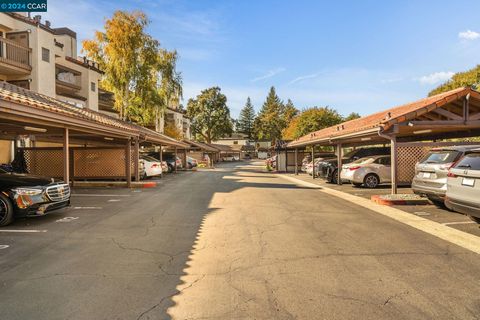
[0, 194, 14, 227]
[352, 182, 363, 187]
[331, 170, 339, 184]
[363, 173, 380, 188]
[468, 215, 480, 224]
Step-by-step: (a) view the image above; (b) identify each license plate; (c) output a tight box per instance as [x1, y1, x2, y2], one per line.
[422, 172, 431, 178]
[462, 178, 475, 187]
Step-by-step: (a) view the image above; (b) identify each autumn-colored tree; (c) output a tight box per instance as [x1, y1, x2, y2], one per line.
[164, 121, 183, 140]
[187, 87, 233, 143]
[281, 116, 300, 140]
[157, 49, 183, 130]
[282, 99, 299, 124]
[83, 11, 174, 124]
[429, 65, 480, 96]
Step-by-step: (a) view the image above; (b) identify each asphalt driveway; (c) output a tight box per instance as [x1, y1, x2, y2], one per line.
[0, 161, 479, 320]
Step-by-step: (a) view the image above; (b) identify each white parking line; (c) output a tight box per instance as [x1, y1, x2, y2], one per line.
[0, 245, 10, 249]
[442, 221, 476, 226]
[71, 194, 131, 197]
[56, 217, 79, 223]
[72, 207, 103, 210]
[0, 229, 47, 233]
[108, 199, 121, 202]
[414, 211, 431, 216]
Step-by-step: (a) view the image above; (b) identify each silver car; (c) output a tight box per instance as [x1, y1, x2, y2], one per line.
[412, 146, 480, 205]
[445, 149, 480, 223]
[340, 155, 391, 188]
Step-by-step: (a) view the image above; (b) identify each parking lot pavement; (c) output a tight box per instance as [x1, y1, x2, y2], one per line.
[285, 173, 480, 237]
[1, 161, 480, 320]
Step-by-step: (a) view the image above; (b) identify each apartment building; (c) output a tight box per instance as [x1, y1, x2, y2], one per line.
[0, 12, 118, 117]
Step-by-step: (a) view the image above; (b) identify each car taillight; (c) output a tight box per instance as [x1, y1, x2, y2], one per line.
[151, 164, 158, 168]
[447, 172, 457, 178]
[349, 166, 360, 171]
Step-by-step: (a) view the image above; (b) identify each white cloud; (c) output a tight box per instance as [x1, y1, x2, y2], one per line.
[459, 30, 480, 40]
[250, 67, 286, 82]
[416, 72, 454, 85]
[288, 73, 319, 85]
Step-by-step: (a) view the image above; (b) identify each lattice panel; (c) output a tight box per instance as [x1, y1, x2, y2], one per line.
[397, 146, 432, 184]
[23, 148, 64, 178]
[73, 148, 128, 178]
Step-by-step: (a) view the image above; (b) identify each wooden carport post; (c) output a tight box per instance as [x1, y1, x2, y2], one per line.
[284, 147, 288, 173]
[126, 139, 132, 188]
[159, 144, 163, 177]
[337, 143, 342, 185]
[391, 137, 398, 194]
[183, 148, 188, 170]
[134, 139, 140, 181]
[63, 128, 70, 184]
[294, 148, 298, 175]
[174, 147, 178, 173]
[311, 144, 315, 179]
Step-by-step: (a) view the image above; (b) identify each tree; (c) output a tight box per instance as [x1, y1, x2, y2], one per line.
[237, 97, 256, 139]
[344, 112, 361, 121]
[281, 116, 300, 140]
[254, 86, 285, 141]
[429, 65, 480, 96]
[282, 99, 299, 124]
[164, 121, 183, 140]
[186, 87, 233, 143]
[293, 107, 343, 139]
[83, 10, 176, 124]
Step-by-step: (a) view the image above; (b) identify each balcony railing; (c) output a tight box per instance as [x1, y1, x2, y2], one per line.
[0, 37, 31, 71]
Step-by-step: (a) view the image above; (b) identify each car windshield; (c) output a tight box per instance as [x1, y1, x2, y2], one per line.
[420, 151, 460, 164]
[454, 153, 480, 170]
[141, 155, 159, 162]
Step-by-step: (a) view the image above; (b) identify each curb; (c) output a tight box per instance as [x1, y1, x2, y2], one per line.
[371, 195, 430, 206]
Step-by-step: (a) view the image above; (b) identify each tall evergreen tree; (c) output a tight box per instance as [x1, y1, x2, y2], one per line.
[254, 87, 285, 141]
[282, 99, 299, 124]
[237, 97, 256, 139]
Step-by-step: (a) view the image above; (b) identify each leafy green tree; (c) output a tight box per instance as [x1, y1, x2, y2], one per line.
[294, 107, 343, 138]
[237, 97, 256, 139]
[187, 87, 233, 143]
[429, 65, 480, 96]
[344, 112, 361, 121]
[83, 11, 163, 121]
[157, 49, 183, 130]
[254, 86, 285, 141]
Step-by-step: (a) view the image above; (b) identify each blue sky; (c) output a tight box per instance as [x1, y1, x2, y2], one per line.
[44, 0, 480, 118]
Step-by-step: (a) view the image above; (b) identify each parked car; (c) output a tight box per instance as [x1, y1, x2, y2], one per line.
[161, 161, 168, 173]
[146, 152, 183, 172]
[187, 156, 198, 169]
[0, 167, 70, 226]
[319, 147, 390, 183]
[305, 154, 336, 176]
[445, 149, 480, 223]
[340, 155, 391, 188]
[412, 145, 480, 205]
[139, 155, 163, 179]
[265, 155, 277, 168]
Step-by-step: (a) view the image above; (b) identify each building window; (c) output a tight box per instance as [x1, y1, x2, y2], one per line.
[233, 141, 238, 145]
[42, 47, 50, 62]
[91, 82, 96, 92]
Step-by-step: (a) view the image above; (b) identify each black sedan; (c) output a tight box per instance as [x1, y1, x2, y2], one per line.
[0, 168, 70, 226]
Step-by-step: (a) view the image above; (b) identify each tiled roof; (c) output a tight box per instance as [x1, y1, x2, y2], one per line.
[184, 140, 218, 152]
[0, 82, 186, 147]
[210, 143, 235, 152]
[288, 87, 472, 147]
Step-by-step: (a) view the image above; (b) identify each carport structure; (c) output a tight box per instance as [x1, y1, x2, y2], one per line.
[183, 140, 219, 167]
[0, 82, 187, 186]
[287, 87, 480, 194]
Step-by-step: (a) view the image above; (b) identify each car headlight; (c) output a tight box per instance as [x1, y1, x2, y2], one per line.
[12, 188, 43, 196]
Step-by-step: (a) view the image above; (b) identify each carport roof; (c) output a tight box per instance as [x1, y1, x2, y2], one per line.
[210, 143, 235, 152]
[0, 82, 186, 147]
[288, 87, 478, 147]
[184, 140, 219, 152]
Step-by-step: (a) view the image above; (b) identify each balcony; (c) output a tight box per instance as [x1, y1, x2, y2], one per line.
[0, 37, 32, 75]
[55, 64, 82, 94]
